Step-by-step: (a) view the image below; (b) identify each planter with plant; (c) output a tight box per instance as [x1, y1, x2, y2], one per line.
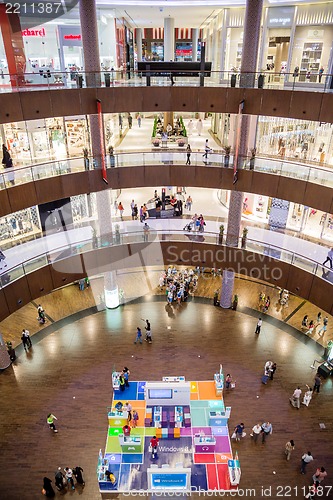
[249, 148, 256, 170]
[219, 224, 224, 244]
[177, 138, 185, 147]
[232, 294, 238, 311]
[258, 70, 265, 88]
[241, 227, 248, 249]
[224, 146, 231, 168]
[152, 138, 160, 147]
[114, 224, 121, 244]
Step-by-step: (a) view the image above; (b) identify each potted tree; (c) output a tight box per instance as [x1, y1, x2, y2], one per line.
[241, 227, 248, 249]
[258, 70, 265, 89]
[219, 224, 224, 244]
[83, 147, 89, 170]
[224, 146, 231, 168]
[249, 148, 256, 170]
[232, 294, 238, 311]
[114, 224, 121, 244]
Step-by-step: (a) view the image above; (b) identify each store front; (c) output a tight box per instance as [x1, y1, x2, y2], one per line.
[0, 206, 41, 248]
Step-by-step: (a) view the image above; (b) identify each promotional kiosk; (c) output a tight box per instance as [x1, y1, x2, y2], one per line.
[97, 368, 241, 493]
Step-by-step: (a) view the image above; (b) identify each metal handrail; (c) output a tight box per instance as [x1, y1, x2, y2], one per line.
[0, 229, 331, 290]
[0, 70, 332, 93]
[1, 152, 332, 191]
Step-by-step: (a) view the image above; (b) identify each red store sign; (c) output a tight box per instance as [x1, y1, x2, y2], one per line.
[22, 28, 46, 37]
[64, 34, 81, 40]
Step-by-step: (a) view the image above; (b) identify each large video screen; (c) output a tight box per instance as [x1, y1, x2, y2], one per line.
[148, 389, 173, 399]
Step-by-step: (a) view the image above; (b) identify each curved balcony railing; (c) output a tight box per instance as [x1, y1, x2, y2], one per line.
[0, 70, 332, 93]
[0, 229, 332, 290]
[1, 152, 333, 191]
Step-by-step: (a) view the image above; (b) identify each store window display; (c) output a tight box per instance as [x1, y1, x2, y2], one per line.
[224, 28, 243, 73]
[0, 207, 41, 247]
[65, 117, 89, 157]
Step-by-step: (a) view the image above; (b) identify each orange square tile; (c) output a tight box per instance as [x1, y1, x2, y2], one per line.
[215, 453, 233, 464]
[198, 381, 220, 400]
[190, 392, 199, 400]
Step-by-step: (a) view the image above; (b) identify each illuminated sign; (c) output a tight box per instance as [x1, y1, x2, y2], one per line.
[22, 28, 45, 37]
[64, 34, 81, 40]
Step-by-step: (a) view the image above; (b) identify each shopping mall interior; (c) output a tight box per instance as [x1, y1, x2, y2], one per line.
[0, 0, 333, 499]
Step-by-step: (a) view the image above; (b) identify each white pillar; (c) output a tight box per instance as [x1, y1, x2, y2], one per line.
[105, 270, 119, 309]
[164, 18, 175, 61]
[192, 28, 198, 61]
[136, 28, 143, 62]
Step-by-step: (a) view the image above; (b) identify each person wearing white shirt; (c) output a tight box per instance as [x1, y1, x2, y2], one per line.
[302, 385, 313, 407]
[301, 451, 314, 474]
[290, 387, 302, 409]
[250, 423, 262, 443]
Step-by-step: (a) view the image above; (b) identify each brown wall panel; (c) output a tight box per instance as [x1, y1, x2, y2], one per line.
[303, 183, 333, 213]
[308, 276, 333, 314]
[276, 177, 307, 205]
[50, 89, 82, 117]
[261, 89, 292, 118]
[50, 254, 86, 289]
[0, 88, 332, 125]
[89, 169, 110, 193]
[3, 275, 32, 313]
[34, 176, 65, 204]
[60, 172, 91, 199]
[286, 267, 314, 299]
[20, 91, 53, 121]
[242, 88, 263, 116]
[195, 166, 223, 190]
[7, 182, 38, 212]
[0, 189, 12, 217]
[26, 265, 54, 300]
[0, 93, 23, 123]
[250, 171, 279, 198]
[117, 166, 146, 189]
[289, 91, 322, 121]
[0, 288, 10, 322]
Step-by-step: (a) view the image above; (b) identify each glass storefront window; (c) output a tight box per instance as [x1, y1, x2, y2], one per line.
[225, 28, 243, 71]
[289, 27, 333, 84]
[65, 117, 89, 157]
[0, 206, 41, 248]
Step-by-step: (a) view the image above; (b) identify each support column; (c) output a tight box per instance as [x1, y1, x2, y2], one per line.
[0, 333, 10, 369]
[226, 0, 263, 247]
[164, 18, 175, 61]
[136, 28, 143, 62]
[104, 270, 119, 309]
[220, 270, 235, 309]
[0, 5, 26, 87]
[192, 29, 199, 61]
[79, 0, 101, 88]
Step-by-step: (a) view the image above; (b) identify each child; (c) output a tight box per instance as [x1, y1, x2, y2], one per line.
[134, 327, 142, 344]
[305, 320, 315, 335]
[132, 410, 139, 428]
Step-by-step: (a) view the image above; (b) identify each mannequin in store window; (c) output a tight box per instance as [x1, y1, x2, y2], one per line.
[318, 66, 324, 83]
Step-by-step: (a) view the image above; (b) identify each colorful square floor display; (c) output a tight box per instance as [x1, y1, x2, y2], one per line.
[97, 374, 240, 493]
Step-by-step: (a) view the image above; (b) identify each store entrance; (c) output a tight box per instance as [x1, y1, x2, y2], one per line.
[266, 36, 290, 81]
[63, 46, 83, 75]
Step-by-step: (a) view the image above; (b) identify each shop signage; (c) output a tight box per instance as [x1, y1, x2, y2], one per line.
[64, 34, 81, 40]
[267, 7, 294, 27]
[22, 28, 46, 37]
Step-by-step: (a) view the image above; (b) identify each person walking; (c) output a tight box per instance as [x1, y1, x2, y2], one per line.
[127, 113, 133, 129]
[285, 440, 295, 461]
[186, 144, 192, 165]
[234, 423, 245, 442]
[225, 374, 232, 389]
[21, 331, 29, 351]
[42, 477, 55, 498]
[270, 362, 277, 380]
[54, 468, 65, 491]
[119, 372, 126, 391]
[150, 435, 159, 459]
[302, 385, 313, 407]
[22, 329, 32, 348]
[203, 139, 211, 160]
[73, 466, 85, 486]
[322, 247, 333, 268]
[186, 195, 193, 211]
[118, 202, 124, 220]
[37, 304, 46, 324]
[318, 317, 328, 337]
[143, 319, 152, 343]
[301, 451, 314, 474]
[250, 423, 262, 443]
[290, 387, 302, 409]
[196, 118, 203, 136]
[305, 320, 315, 335]
[261, 421, 273, 443]
[137, 114, 142, 128]
[313, 374, 321, 393]
[47, 413, 58, 433]
[123, 366, 130, 387]
[255, 318, 262, 334]
[134, 327, 143, 344]
[64, 467, 75, 490]
[143, 222, 150, 242]
[312, 466, 327, 484]
[124, 401, 132, 422]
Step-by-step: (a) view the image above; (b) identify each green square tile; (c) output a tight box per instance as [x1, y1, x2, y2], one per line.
[131, 427, 145, 436]
[108, 427, 122, 437]
[106, 436, 122, 453]
[145, 427, 158, 436]
[191, 408, 208, 427]
[190, 400, 209, 408]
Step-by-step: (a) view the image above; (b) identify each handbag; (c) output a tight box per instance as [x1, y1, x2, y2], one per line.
[231, 432, 236, 439]
[230, 382, 236, 389]
[148, 445, 152, 453]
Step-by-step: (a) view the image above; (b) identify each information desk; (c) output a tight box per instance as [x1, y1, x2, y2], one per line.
[194, 435, 216, 453]
[112, 371, 121, 390]
[147, 466, 192, 492]
[228, 457, 241, 486]
[118, 434, 142, 453]
[108, 410, 128, 427]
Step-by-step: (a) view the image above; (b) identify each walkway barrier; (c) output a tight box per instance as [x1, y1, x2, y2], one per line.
[1, 152, 333, 190]
[0, 230, 332, 290]
[0, 70, 332, 93]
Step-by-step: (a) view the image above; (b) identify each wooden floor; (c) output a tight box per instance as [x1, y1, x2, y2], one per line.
[0, 271, 332, 499]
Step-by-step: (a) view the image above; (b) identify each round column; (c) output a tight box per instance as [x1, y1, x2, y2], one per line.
[220, 270, 235, 309]
[192, 29, 199, 61]
[104, 270, 119, 309]
[136, 28, 143, 62]
[0, 333, 10, 369]
[164, 18, 175, 61]
[79, 0, 101, 87]
[226, 191, 243, 247]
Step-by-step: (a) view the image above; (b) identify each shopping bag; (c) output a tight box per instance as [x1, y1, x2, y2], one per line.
[231, 432, 236, 439]
[242, 432, 247, 438]
[148, 445, 152, 453]
[230, 382, 236, 389]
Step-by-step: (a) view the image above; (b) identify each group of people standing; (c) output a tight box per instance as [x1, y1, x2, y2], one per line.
[42, 466, 85, 497]
[302, 312, 328, 338]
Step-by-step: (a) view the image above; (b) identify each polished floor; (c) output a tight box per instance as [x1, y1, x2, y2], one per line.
[0, 277, 332, 499]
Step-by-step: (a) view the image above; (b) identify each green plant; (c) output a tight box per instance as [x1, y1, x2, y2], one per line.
[224, 145, 231, 155]
[242, 227, 248, 238]
[152, 117, 158, 138]
[233, 294, 238, 303]
[179, 116, 187, 137]
[219, 224, 224, 234]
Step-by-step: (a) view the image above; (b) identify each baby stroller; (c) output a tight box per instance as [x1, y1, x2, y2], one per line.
[183, 221, 194, 231]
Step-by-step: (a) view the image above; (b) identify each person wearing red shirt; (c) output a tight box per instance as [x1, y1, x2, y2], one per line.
[150, 436, 159, 459]
[123, 424, 131, 437]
